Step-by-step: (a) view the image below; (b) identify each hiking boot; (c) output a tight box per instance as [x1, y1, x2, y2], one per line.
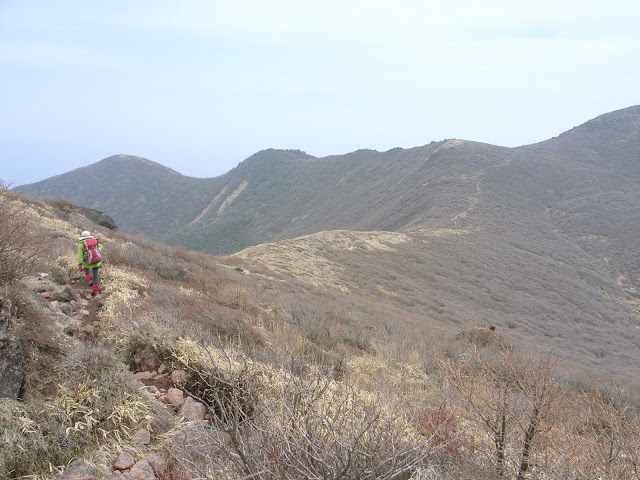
[85, 273, 93, 284]
[91, 284, 100, 297]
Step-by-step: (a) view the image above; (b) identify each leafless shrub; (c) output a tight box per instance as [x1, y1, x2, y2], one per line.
[106, 237, 190, 281]
[210, 278, 251, 310]
[167, 348, 441, 480]
[556, 381, 640, 479]
[0, 181, 43, 283]
[279, 296, 376, 355]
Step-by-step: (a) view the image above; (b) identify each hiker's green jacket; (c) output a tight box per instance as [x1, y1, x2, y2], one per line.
[78, 238, 104, 268]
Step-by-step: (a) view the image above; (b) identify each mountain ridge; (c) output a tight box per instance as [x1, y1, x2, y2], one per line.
[16, 106, 639, 267]
[12, 104, 640, 387]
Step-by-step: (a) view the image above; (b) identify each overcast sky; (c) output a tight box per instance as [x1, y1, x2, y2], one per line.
[1, 0, 639, 186]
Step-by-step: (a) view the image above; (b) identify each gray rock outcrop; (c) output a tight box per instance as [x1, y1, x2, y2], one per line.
[0, 330, 24, 399]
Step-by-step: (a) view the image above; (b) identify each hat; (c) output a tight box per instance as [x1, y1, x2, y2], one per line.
[79, 230, 92, 240]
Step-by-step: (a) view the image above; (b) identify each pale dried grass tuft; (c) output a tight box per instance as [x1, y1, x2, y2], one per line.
[0, 342, 155, 478]
[99, 264, 148, 321]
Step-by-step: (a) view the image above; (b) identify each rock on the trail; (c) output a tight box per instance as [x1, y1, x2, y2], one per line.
[133, 371, 154, 381]
[128, 459, 156, 480]
[144, 453, 168, 477]
[170, 369, 187, 384]
[132, 345, 162, 373]
[130, 428, 151, 445]
[58, 286, 76, 302]
[166, 388, 185, 410]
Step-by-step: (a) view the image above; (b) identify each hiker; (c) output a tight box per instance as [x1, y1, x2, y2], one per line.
[78, 230, 104, 296]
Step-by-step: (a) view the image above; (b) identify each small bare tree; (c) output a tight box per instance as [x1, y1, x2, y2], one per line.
[507, 350, 560, 480]
[441, 345, 560, 479]
[441, 346, 516, 477]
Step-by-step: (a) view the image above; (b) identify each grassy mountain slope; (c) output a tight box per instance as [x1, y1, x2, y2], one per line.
[168, 140, 519, 253]
[2, 182, 640, 479]
[235, 225, 639, 384]
[14, 106, 640, 383]
[522, 106, 640, 297]
[228, 107, 640, 383]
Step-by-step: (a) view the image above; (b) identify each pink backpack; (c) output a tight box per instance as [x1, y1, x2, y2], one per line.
[83, 238, 102, 264]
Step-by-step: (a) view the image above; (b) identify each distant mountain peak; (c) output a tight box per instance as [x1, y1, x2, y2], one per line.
[234, 148, 316, 171]
[96, 154, 183, 175]
[557, 104, 640, 139]
[250, 148, 314, 159]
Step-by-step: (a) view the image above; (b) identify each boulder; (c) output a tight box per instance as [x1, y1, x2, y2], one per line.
[131, 428, 151, 445]
[147, 385, 160, 395]
[56, 459, 98, 480]
[48, 266, 70, 285]
[128, 459, 156, 480]
[170, 369, 187, 385]
[178, 397, 207, 422]
[45, 199, 118, 231]
[144, 453, 168, 477]
[0, 330, 24, 399]
[53, 286, 76, 303]
[166, 388, 185, 410]
[114, 451, 136, 470]
[133, 371, 154, 381]
[77, 205, 118, 231]
[132, 345, 161, 373]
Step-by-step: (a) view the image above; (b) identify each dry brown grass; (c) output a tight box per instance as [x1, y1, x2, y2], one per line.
[0, 342, 157, 479]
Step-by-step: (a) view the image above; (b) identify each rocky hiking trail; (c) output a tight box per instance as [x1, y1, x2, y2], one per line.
[39, 274, 100, 341]
[37, 274, 223, 480]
